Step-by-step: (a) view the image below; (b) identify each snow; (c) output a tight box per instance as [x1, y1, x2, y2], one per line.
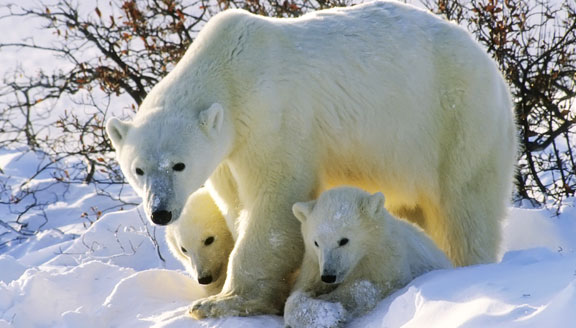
[1, 1, 575, 326]
[355, 249, 576, 328]
[1, 148, 575, 328]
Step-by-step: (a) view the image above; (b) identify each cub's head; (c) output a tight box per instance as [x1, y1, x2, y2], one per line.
[292, 187, 385, 285]
[165, 189, 234, 293]
[106, 103, 233, 225]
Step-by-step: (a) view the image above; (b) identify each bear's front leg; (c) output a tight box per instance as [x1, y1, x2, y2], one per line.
[190, 170, 315, 318]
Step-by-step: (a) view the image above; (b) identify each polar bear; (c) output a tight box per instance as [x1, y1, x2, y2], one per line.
[284, 187, 453, 328]
[106, 0, 517, 318]
[165, 188, 234, 296]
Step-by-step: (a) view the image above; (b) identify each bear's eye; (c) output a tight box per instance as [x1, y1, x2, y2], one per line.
[173, 163, 186, 171]
[135, 168, 144, 176]
[314, 241, 319, 247]
[204, 236, 215, 246]
[181, 246, 188, 253]
[339, 238, 349, 247]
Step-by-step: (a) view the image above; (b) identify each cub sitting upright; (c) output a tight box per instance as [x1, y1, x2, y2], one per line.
[285, 187, 452, 328]
[166, 188, 234, 296]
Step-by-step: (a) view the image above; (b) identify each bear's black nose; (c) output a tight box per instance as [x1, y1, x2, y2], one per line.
[151, 210, 172, 225]
[198, 275, 213, 285]
[321, 275, 337, 284]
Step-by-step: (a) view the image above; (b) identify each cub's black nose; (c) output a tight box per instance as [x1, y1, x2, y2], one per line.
[198, 275, 213, 285]
[321, 275, 337, 284]
[151, 210, 172, 225]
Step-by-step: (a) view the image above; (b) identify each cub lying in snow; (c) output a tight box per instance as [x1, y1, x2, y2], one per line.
[285, 187, 452, 328]
[165, 188, 234, 296]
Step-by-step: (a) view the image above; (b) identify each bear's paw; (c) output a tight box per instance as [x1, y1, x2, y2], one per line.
[190, 293, 280, 319]
[284, 291, 347, 328]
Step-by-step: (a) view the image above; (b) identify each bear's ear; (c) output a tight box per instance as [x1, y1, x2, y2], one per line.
[292, 200, 316, 223]
[199, 103, 224, 135]
[106, 117, 131, 150]
[361, 192, 385, 217]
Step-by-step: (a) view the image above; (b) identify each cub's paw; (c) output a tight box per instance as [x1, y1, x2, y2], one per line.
[284, 292, 346, 328]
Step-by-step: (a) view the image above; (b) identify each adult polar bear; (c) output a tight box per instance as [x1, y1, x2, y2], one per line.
[106, 0, 517, 318]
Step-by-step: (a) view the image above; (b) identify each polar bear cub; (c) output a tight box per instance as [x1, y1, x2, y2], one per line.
[165, 188, 234, 296]
[285, 187, 452, 327]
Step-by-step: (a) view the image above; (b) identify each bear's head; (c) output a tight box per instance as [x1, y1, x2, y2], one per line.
[106, 103, 234, 225]
[165, 189, 234, 290]
[292, 187, 385, 285]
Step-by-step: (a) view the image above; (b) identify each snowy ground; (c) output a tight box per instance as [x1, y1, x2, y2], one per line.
[1, 1, 575, 326]
[1, 147, 575, 328]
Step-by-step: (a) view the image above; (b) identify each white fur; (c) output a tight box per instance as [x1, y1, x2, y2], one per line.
[165, 188, 234, 296]
[106, 0, 517, 317]
[285, 187, 452, 327]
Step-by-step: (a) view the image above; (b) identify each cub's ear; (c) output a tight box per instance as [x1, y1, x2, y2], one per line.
[106, 117, 132, 150]
[292, 200, 316, 223]
[199, 103, 224, 135]
[361, 192, 385, 217]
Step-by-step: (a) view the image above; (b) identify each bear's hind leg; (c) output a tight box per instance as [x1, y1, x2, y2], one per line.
[422, 175, 507, 267]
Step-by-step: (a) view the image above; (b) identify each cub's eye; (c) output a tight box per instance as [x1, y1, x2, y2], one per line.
[314, 241, 319, 247]
[135, 168, 144, 176]
[181, 246, 188, 253]
[204, 236, 215, 246]
[173, 163, 186, 171]
[339, 238, 349, 247]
